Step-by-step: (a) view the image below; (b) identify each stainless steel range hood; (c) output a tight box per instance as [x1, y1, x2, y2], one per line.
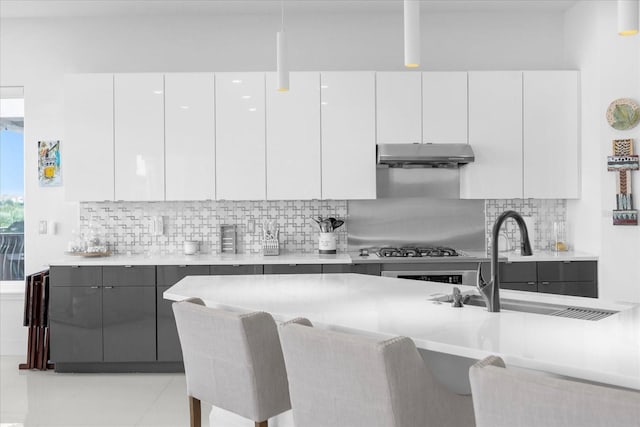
[377, 143, 475, 168]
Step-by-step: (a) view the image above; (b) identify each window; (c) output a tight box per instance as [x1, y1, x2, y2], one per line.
[0, 87, 24, 281]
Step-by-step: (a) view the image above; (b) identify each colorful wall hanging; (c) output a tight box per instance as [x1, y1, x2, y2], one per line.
[606, 98, 640, 130]
[38, 140, 61, 187]
[607, 139, 638, 225]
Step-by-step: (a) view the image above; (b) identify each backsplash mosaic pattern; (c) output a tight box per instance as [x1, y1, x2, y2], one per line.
[485, 199, 567, 253]
[79, 200, 348, 255]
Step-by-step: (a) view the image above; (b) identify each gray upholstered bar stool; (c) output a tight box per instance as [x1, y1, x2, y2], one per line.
[279, 319, 475, 427]
[469, 355, 640, 427]
[172, 298, 291, 427]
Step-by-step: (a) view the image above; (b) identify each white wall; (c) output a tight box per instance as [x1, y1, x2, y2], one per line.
[565, 1, 640, 302]
[0, 10, 567, 276]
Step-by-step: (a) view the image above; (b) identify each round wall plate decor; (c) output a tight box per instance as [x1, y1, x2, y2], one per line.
[606, 98, 640, 130]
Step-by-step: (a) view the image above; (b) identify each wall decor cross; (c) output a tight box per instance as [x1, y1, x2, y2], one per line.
[607, 139, 639, 225]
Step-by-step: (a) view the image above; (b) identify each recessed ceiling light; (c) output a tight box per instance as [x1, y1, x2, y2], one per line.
[153, 90, 163, 95]
[179, 105, 189, 109]
[232, 79, 242, 84]
[242, 95, 252, 99]
[248, 107, 257, 112]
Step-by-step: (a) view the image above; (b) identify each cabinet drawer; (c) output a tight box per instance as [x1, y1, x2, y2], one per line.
[352, 264, 381, 276]
[500, 281, 538, 292]
[157, 265, 210, 286]
[537, 261, 597, 283]
[263, 264, 322, 274]
[321, 264, 352, 274]
[50, 266, 101, 286]
[538, 281, 597, 298]
[210, 265, 263, 275]
[103, 266, 156, 287]
[499, 262, 537, 283]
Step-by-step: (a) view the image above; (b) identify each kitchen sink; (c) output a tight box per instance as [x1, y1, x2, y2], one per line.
[431, 294, 619, 320]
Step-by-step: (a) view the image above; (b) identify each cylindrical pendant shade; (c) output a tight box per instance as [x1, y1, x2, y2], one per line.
[404, 0, 420, 68]
[618, 0, 639, 36]
[277, 31, 289, 91]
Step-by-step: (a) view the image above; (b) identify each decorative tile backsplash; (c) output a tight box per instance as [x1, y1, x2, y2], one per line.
[485, 199, 567, 253]
[79, 200, 348, 255]
[79, 199, 566, 256]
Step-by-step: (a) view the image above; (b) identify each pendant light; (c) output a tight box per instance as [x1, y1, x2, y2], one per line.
[277, 0, 289, 91]
[618, 0, 639, 36]
[404, 0, 420, 68]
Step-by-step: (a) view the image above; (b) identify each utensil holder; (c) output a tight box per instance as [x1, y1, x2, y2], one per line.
[262, 239, 280, 256]
[220, 224, 237, 254]
[319, 232, 337, 254]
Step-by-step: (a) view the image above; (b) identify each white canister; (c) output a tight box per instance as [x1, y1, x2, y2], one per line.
[183, 240, 199, 255]
[318, 232, 337, 254]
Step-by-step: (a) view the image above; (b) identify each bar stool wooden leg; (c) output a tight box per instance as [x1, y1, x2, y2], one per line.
[255, 421, 268, 427]
[189, 396, 201, 427]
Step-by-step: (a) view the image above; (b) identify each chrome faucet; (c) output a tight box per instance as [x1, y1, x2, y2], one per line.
[477, 210, 533, 312]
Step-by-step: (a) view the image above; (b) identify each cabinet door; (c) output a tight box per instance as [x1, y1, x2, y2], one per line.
[321, 72, 376, 200]
[103, 286, 156, 362]
[103, 265, 155, 287]
[422, 72, 468, 144]
[266, 72, 321, 200]
[165, 73, 216, 201]
[210, 265, 263, 275]
[376, 72, 421, 144]
[64, 74, 114, 201]
[263, 264, 322, 274]
[538, 281, 597, 298]
[49, 286, 103, 362]
[461, 72, 523, 199]
[157, 265, 210, 362]
[523, 71, 579, 199]
[537, 261, 597, 283]
[50, 266, 101, 287]
[215, 72, 266, 200]
[114, 73, 165, 201]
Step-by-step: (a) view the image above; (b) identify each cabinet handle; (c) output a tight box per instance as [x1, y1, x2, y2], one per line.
[178, 265, 187, 268]
[288, 264, 297, 267]
[104, 286, 114, 289]
[232, 264, 240, 267]
[124, 265, 133, 268]
[563, 261, 572, 264]
[71, 265, 80, 269]
[541, 281, 550, 285]
[90, 286, 100, 289]
[527, 282, 536, 285]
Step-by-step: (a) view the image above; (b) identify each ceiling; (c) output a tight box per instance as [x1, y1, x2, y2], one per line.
[0, 0, 579, 18]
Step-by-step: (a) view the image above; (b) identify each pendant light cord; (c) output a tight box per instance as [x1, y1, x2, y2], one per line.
[281, 0, 285, 31]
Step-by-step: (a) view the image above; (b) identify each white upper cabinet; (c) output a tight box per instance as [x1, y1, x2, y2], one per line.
[461, 71, 523, 199]
[422, 72, 468, 144]
[375, 72, 422, 144]
[114, 73, 165, 201]
[215, 72, 266, 200]
[523, 71, 579, 199]
[165, 73, 216, 201]
[64, 74, 114, 201]
[321, 72, 376, 200]
[266, 72, 321, 200]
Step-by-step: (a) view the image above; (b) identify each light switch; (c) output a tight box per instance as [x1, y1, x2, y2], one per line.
[38, 220, 47, 235]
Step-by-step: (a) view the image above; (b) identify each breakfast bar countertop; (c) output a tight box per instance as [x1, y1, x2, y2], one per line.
[164, 273, 639, 391]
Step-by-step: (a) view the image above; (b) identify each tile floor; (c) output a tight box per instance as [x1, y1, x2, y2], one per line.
[0, 356, 209, 427]
[0, 356, 295, 427]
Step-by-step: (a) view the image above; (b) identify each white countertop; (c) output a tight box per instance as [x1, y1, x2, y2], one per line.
[48, 253, 353, 266]
[505, 250, 598, 262]
[164, 273, 639, 390]
[48, 250, 597, 267]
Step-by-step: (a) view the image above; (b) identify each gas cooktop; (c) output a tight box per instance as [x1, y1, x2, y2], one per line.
[375, 246, 462, 258]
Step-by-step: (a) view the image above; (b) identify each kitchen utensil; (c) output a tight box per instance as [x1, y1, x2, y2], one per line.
[220, 225, 237, 254]
[318, 232, 337, 254]
[331, 219, 344, 230]
[262, 220, 280, 255]
[183, 240, 199, 255]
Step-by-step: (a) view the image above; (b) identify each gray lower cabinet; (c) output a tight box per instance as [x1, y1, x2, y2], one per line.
[103, 286, 156, 362]
[321, 263, 381, 275]
[157, 265, 210, 362]
[50, 266, 103, 363]
[102, 266, 156, 362]
[50, 284, 103, 363]
[498, 261, 597, 298]
[263, 264, 322, 274]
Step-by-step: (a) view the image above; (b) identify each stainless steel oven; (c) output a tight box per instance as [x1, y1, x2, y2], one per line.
[381, 269, 477, 286]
